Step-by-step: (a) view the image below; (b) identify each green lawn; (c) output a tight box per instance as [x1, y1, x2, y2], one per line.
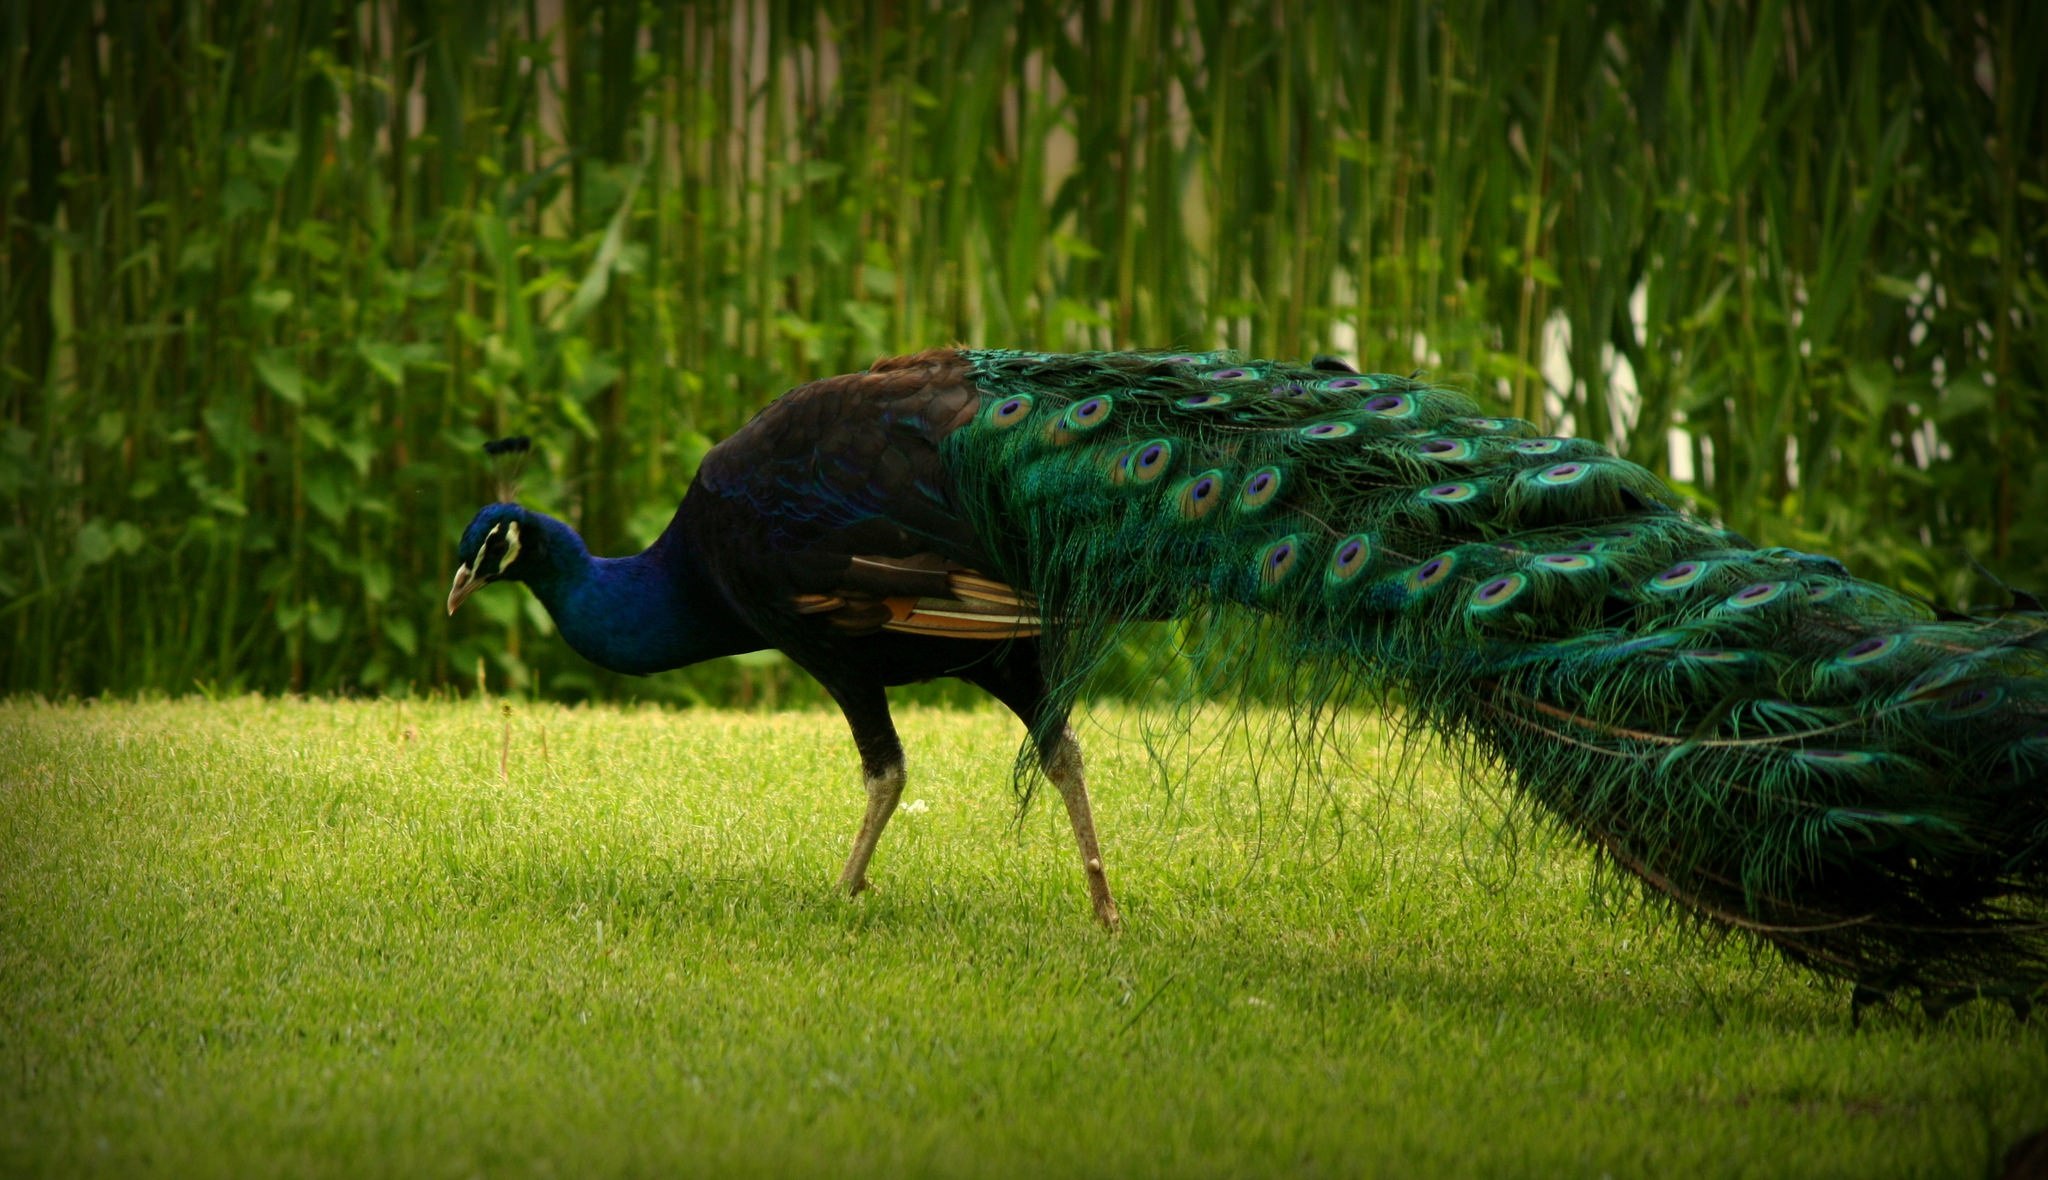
[2, 698, 2041, 1178]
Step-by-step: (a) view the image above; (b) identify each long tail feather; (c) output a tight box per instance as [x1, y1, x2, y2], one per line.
[943, 349, 2048, 1002]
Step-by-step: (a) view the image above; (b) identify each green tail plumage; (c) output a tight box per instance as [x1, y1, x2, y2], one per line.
[945, 348, 2048, 1008]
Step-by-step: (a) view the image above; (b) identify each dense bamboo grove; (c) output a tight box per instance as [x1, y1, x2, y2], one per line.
[2, 1, 2042, 700]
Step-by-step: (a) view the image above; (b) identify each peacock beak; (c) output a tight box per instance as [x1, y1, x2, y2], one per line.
[447, 563, 482, 615]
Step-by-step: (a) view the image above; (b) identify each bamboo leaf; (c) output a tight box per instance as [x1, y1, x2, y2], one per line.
[252, 351, 308, 406]
[554, 163, 646, 334]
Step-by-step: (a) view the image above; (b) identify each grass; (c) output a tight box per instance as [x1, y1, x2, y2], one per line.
[2, 696, 2043, 1178]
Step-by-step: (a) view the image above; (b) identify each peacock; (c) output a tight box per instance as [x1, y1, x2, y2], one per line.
[447, 348, 2048, 1014]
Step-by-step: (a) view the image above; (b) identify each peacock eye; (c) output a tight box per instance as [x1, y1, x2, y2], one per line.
[1240, 467, 1281, 508]
[1061, 396, 1113, 431]
[1258, 535, 1303, 585]
[1796, 749, 1876, 765]
[991, 395, 1033, 426]
[1836, 634, 1901, 666]
[1300, 421, 1356, 439]
[1536, 553, 1595, 571]
[1323, 377, 1364, 390]
[1536, 462, 1588, 485]
[1131, 438, 1173, 482]
[1177, 391, 1231, 408]
[1514, 438, 1563, 454]
[1420, 482, 1476, 504]
[1934, 684, 2003, 719]
[1406, 552, 1456, 592]
[1470, 572, 1527, 610]
[1326, 534, 1374, 583]
[1176, 471, 1225, 518]
[1649, 561, 1704, 591]
[1725, 581, 1785, 610]
[1364, 394, 1411, 416]
[1206, 368, 1250, 381]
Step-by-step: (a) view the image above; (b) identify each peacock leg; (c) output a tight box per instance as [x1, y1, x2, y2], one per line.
[1043, 726, 1121, 931]
[828, 679, 906, 897]
[969, 652, 1124, 930]
[839, 759, 906, 896]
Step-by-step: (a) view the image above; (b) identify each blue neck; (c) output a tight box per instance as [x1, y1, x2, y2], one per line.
[517, 512, 763, 675]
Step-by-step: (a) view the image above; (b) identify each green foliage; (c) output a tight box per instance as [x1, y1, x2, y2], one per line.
[5, 698, 2044, 1176]
[1, 2, 2041, 699]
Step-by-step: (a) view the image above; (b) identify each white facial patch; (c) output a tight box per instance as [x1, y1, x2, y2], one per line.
[494, 520, 521, 576]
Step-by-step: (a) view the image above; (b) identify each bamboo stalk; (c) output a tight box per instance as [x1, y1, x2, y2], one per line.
[2, 0, 2036, 697]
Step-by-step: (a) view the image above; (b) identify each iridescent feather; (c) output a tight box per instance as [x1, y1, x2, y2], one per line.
[945, 349, 2048, 1011]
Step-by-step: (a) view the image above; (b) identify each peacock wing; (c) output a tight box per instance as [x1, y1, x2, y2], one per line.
[689, 349, 1036, 639]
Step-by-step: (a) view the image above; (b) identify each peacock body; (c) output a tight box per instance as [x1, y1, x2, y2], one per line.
[449, 348, 2048, 1010]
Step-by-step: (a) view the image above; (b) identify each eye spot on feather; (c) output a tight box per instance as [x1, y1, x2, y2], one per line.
[1900, 662, 1965, 698]
[1420, 482, 1477, 504]
[1648, 561, 1706, 592]
[1205, 368, 1253, 381]
[1161, 354, 1204, 364]
[1259, 536, 1303, 586]
[1240, 467, 1282, 508]
[1535, 553, 1596, 572]
[1107, 446, 1135, 485]
[1513, 438, 1564, 454]
[1177, 391, 1233, 408]
[1063, 396, 1112, 430]
[1806, 582, 1845, 602]
[1459, 417, 1518, 432]
[1273, 382, 1309, 397]
[990, 395, 1034, 427]
[1405, 553, 1456, 593]
[1835, 634, 1902, 666]
[1326, 535, 1374, 583]
[1470, 573, 1527, 611]
[1300, 421, 1356, 440]
[1419, 438, 1477, 461]
[1536, 462, 1589, 486]
[1725, 580, 1787, 610]
[1364, 393, 1414, 416]
[1932, 685, 2003, 720]
[1320, 376, 1366, 391]
[1796, 749, 1877, 765]
[1681, 649, 1750, 664]
[1176, 471, 1225, 519]
[1132, 439, 1174, 483]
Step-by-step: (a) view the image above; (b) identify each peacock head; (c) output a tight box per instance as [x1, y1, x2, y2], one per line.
[447, 503, 531, 615]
